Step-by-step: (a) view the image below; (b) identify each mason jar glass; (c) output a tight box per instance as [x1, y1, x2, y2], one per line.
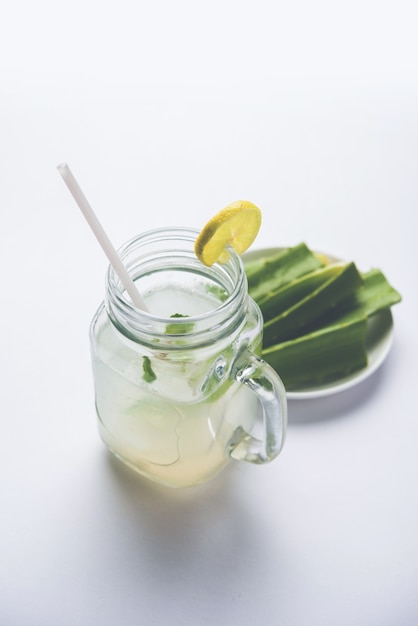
[90, 227, 287, 488]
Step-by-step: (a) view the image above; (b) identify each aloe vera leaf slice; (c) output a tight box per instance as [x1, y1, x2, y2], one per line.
[263, 262, 364, 346]
[262, 316, 368, 390]
[245, 243, 324, 302]
[325, 268, 402, 324]
[244, 247, 290, 279]
[257, 262, 349, 322]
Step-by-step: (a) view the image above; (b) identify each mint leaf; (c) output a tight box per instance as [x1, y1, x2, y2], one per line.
[142, 356, 157, 383]
[166, 313, 195, 335]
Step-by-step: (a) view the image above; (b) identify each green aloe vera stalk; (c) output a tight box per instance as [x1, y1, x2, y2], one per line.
[262, 317, 368, 389]
[257, 262, 351, 322]
[263, 262, 364, 346]
[322, 268, 402, 324]
[243, 242, 402, 391]
[246, 243, 324, 302]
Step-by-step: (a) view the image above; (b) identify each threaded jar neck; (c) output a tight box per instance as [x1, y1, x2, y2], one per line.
[105, 227, 249, 349]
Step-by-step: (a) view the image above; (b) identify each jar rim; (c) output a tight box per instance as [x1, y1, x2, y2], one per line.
[105, 227, 249, 348]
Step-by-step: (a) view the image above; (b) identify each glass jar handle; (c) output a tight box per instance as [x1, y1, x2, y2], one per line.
[229, 348, 287, 464]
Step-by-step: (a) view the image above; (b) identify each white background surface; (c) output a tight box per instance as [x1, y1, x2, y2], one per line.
[1, 1, 417, 625]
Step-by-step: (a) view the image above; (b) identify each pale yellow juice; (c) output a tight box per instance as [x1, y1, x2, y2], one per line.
[91, 282, 259, 488]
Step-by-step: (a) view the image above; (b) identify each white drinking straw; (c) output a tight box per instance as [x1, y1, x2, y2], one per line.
[57, 163, 149, 311]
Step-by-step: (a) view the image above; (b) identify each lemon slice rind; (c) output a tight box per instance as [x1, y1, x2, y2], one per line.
[194, 200, 262, 267]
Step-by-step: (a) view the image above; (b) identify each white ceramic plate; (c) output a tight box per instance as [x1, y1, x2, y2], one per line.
[243, 247, 394, 400]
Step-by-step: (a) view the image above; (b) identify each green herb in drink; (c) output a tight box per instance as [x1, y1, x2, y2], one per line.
[205, 284, 229, 302]
[166, 313, 195, 335]
[142, 356, 157, 383]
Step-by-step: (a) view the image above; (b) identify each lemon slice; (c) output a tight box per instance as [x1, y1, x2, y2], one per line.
[194, 200, 262, 266]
